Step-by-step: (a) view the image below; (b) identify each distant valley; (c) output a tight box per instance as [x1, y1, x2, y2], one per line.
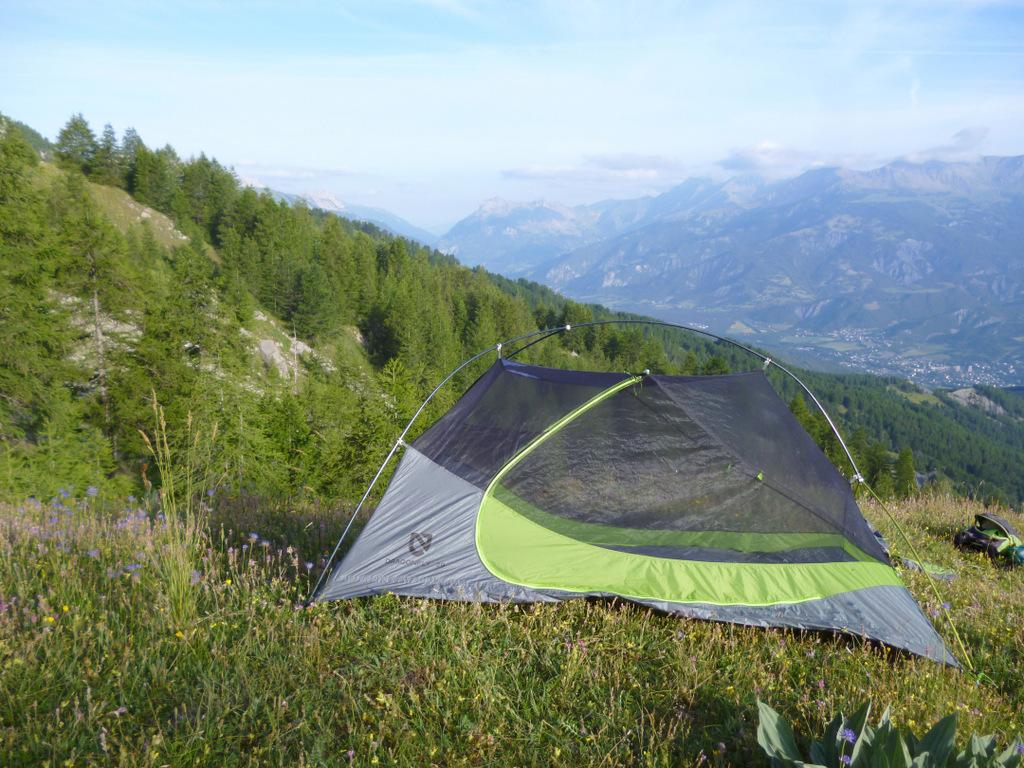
[438, 157, 1024, 387]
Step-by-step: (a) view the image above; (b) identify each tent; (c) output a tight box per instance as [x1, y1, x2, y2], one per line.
[312, 326, 954, 665]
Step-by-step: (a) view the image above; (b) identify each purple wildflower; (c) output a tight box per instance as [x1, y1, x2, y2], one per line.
[817, 679, 825, 689]
[124, 563, 141, 572]
[58, 488, 70, 499]
[304, 562, 314, 571]
[190, 570, 202, 585]
[1015, 743, 1024, 756]
[248, 532, 259, 541]
[87, 549, 100, 559]
[127, 495, 136, 503]
[841, 728, 857, 744]
[941, 602, 951, 610]
[86, 486, 99, 497]
[840, 756, 852, 766]
[206, 489, 215, 498]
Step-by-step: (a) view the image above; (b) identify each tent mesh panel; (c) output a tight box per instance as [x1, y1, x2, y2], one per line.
[416, 360, 887, 566]
[414, 360, 629, 488]
[494, 374, 887, 565]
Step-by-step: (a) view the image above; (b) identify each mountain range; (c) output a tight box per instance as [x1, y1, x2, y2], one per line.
[437, 157, 1024, 386]
[260, 186, 438, 245]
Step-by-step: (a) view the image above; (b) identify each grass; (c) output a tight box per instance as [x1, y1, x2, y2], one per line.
[0, 492, 1021, 766]
[86, 181, 191, 253]
[886, 385, 943, 406]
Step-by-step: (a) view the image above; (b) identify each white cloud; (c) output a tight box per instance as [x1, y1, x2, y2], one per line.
[4, 1, 1022, 226]
[902, 126, 990, 161]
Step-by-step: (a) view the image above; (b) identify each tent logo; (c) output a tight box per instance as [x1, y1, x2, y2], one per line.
[408, 532, 433, 556]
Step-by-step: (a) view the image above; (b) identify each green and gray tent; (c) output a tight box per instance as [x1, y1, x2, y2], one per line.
[314, 355, 954, 665]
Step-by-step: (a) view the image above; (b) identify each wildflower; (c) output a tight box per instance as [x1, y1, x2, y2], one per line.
[127, 495, 136, 503]
[86, 486, 99, 497]
[817, 679, 825, 689]
[44, 616, 56, 623]
[346, 749, 354, 762]
[190, 570, 201, 585]
[62, 605, 69, 612]
[112, 706, 127, 716]
[305, 562, 314, 571]
[225, 579, 232, 586]
[59, 488, 70, 499]
[841, 728, 857, 744]
[175, 630, 184, 638]
[124, 563, 142, 572]
[88, 549, 101, 558]
[207, 489, 215, 498]
[841, 756, 852, 766]
[941, 602, 951, 610]
[715, 742, 726, 754]
[248, 532, 259, 541]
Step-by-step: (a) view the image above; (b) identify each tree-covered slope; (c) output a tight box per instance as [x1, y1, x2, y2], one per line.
[1, 114, 1022, 507]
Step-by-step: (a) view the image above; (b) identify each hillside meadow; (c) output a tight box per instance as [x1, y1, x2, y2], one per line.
[2, 111, 1023, 767]
[1, 487, 1021, 767]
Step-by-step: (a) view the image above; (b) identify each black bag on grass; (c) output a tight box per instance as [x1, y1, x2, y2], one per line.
[954, 512, 1024, 566]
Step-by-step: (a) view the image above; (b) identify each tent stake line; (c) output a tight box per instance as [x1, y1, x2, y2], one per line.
[307, 319, 965, 669]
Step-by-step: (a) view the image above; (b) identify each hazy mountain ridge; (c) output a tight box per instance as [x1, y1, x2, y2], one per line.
[262, 188, 438, 245]
[440, 156, 1024, 385]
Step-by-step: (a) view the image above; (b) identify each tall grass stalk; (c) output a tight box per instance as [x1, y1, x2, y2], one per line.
[138, 394, 218, 628]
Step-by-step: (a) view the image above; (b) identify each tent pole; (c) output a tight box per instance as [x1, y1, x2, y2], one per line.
[309, 318, 864, 602]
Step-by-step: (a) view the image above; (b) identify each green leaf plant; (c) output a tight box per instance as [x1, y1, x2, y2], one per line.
[757, 700, 1022, 768]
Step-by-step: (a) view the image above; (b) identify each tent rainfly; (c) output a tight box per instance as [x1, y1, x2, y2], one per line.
[312, 323, 955, 665]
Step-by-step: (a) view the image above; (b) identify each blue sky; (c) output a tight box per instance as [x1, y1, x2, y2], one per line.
[3, 1, 1023, 231]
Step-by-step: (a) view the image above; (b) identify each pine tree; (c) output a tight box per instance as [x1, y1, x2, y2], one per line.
[864, 442, 894, 498]
[680, 351, 699, 375]
[291, 262, 335, 341]
[701, 356, 731, 375]
[894, 446, 917, 498]
[52, 174, 135, 453]
[91, 124, 124, 186]
[0, 130, 75, 441]
[55, 113, 97, 173]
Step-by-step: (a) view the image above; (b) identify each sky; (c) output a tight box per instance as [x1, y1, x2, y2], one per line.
[3, 1, 1024, 232]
